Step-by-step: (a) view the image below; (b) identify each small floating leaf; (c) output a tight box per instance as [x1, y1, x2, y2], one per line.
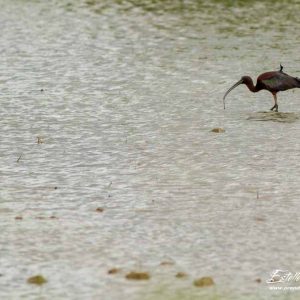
[15, 216, 23, 220]
[27, 275, 47, 285]
[96, 207, 104, 213]
[193, 276, 214, 287]
[125, 271, 150, 280]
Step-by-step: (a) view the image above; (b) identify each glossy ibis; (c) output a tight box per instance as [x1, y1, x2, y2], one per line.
[223, 65, 300, 112]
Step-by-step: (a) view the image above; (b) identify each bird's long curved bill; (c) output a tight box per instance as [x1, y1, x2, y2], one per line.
[223, 79, 243, 109]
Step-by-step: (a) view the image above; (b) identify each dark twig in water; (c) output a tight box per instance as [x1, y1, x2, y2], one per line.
[17, 154, 22, 163]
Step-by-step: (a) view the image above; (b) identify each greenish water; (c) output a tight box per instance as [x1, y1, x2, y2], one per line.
[1, 0, 300, 299]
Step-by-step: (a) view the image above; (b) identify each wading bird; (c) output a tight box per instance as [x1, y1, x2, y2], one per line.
[223, 65, 300, 112]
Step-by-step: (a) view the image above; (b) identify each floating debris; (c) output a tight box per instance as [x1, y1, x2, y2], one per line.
[27, 275, 47, 285]
[108, 268, 121, 275]
[15, 216, 23, 220]
[125, 271, 150, 280]
[175, 272, 187, 278]
[37, 137, 44, 144]
[193, 276, 214, 287]
[211, 128, 225, 133]
[17, 154, 22, 163]
[255, 278, 262, 283]
[96, 207, 104, 213]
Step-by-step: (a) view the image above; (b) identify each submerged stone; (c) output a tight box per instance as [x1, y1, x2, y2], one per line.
[108, 268, 121, 275]
[193, 276, 214, 287]
[211, 128, 225, 133]
[125, 271, 150, 280]
[247, 112, 300, 123]
[175, 272, 188, 278]
[160, 261, 175, 266]
[27, 275, 47, 285]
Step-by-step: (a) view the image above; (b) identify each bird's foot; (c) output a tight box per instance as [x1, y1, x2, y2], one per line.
[270, 104, 279, 112]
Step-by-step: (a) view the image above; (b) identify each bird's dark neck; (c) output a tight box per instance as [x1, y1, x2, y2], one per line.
[245, 78, 259, 93]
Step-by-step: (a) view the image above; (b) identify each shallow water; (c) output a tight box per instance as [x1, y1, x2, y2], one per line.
[1, 0, 300, 299]
[247, 112, 300, 123]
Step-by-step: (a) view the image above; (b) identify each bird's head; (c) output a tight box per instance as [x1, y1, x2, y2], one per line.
[241, 76, 252, 85]
[223, 76, 251, 109]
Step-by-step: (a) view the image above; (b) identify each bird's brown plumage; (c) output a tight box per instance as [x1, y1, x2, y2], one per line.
[257, 71, 300, 92]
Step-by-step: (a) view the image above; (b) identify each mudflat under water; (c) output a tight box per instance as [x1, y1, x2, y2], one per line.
[1, 1, 300, 299]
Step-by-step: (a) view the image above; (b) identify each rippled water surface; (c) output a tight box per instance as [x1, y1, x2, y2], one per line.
[1, 1, 300, 299]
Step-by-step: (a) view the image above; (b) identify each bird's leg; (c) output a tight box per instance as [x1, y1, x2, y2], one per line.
[270, 93, 278, 112]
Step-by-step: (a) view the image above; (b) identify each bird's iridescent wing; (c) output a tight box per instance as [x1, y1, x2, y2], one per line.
[259, 71, 300, 91]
